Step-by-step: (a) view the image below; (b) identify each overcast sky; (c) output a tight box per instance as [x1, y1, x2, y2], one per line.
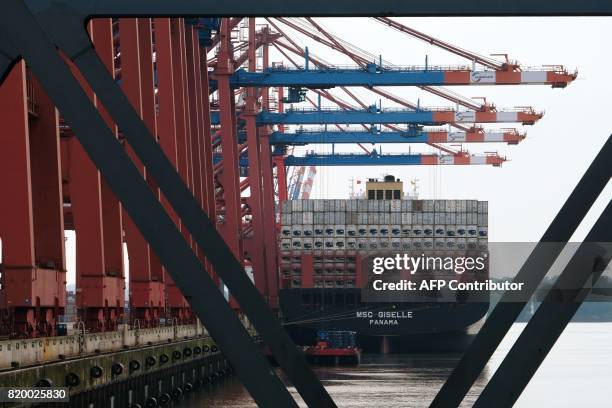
[60, 17, 612, 285]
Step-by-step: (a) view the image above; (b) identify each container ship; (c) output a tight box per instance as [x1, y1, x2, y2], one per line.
[278, 176, 489, 352]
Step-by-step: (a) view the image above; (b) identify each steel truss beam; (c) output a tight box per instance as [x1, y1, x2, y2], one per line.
[473, 202, 612, 407]
[0, 2, 335, 407]
[19, 1, 612, 19]
[431, 135, 612, 408]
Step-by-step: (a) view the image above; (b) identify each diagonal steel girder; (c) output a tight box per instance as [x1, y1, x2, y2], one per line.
[20, 0, 612, 18]
[0, 2, 335, 407]
[474, 201, 612, 407]
[431, 136, 612, 408]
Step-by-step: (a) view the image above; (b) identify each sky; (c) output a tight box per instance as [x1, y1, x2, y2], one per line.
[54, 17, 612, 284]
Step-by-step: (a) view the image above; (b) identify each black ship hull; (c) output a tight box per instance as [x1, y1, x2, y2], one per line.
[280, 288, 488, 352]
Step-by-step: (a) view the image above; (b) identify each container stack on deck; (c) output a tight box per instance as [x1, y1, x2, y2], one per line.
[279, 198, 488, 289]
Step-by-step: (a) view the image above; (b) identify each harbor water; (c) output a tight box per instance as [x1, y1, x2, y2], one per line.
[173, 323, 612, 407]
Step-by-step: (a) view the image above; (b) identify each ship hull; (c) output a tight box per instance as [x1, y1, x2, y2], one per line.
[280, 288, 488, 352]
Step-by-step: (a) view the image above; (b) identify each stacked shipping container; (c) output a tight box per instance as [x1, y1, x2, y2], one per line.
[279, 199, 488, 289]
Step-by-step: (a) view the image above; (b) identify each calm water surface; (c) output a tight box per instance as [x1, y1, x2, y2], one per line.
[175, 323, 612, 407]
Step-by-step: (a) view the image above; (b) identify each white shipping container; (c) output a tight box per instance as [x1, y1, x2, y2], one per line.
[467, 225, 478, 237]
[412, 224, 423, 237]
[391, 238, 401, 250]
[346, 212, 359, 224]
[291, 212, 302, 224]
[478, 238, 488, 250]
[368, 213, 379, 224]
[391, 225, 402, 236]
[434, 225, 446, 237]
[423, 237, 434, 250]
[434, 200, 444, 212]
[401, 200, 412, 211]
[467, 237, 478, 249]
[314, 237, 325, 249]
[390, 213, 401, 224]
[401, 212, 412, 224]
[434, 238, 445, 250]
[325, 224, 335, 236]
[334, 238, 346, 249]
[346, 224, 357, 237]
[302, 225, 313, 237]
[280, 239, 292, 251]
[324, 238, 335, 249]
[468, 213, 477, 224]
[335, 211, 346, 224]
[314, 225, 325, 236]
[456, 225, 466, 237]
[357, 225, 368, 237]
[379, 238, 390, 250]
[303, 238, 314, 251]
[358, 200, 368, 212]
[469, 200, 478, 212]
[314, 212, 325, 224]
[281, 214, 289, 225]
[282, 202, 291, 214]
[334, 224, 346, 237]
[314, 200, 325, 212]
[324, 212, 334, 224]
[291, 225, 303, 237]
[446, 238, 457, 250]
[368, 225, 379, 237]
[303, 211, 313, 224]
[346, 238, 357, 250]
[281, 225, 291, 237]
[457, 213, 466, 224]
[434, 213, 443, 224]
[401, 238, 412, 250]
[478, 227, 488, 238]
[423, 224, 434, 237]
[368, 239, 379, 251]
[358, 212, 369, 224]
[477, 201, 487, 213]
[357, 238, 368, 250]
[456, 238, 467, 250]
[423, 200, 435, 212]
[390, 200, 402, 212]
[412, 238, 423, 250]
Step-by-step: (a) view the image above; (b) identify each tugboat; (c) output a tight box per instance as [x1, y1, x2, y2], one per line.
[304, 330, 361, 365]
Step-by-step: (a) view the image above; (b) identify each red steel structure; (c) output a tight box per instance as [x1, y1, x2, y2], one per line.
[0, 17, 574, 338]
